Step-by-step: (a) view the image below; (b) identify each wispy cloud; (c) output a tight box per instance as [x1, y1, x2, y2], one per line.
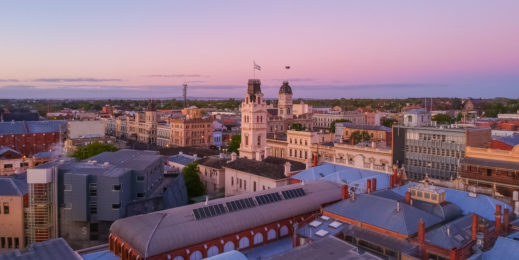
[33, 78, 122, 83]
[144, 74, 203, 78]
[271, 78, 317, 82]
[0, 79, 19, 82]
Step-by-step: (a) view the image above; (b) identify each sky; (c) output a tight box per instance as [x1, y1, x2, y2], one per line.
[1, 0, 518, 99]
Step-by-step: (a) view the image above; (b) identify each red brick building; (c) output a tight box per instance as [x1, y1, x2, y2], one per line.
[0, 121, 65, 156]
[108, 181, 341, 260]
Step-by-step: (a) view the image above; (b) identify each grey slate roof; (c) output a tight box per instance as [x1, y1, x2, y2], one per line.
[196, 156, 229, 169]
[324, 194, 442, 236]
[110, 180, 342, 257]
[0, 120, 66, 135]
[0, 238, 81, 260]
[267, 236, 381, 260]
[0, 174, 28, 196]
[425, 214, 476, 250]
[224, 157, 305, 180]
[461, 156, 519, 170]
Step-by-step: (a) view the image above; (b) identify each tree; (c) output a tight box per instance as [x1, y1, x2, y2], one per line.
[183, 162, 206, 200]
[227, 135, 241, 155]
[432, 114, 452, 124]
[381, 118, 398, 128]
[350, 130, 371, 145]
[72, 142, 119, 160]
[290, 123, 305, 131]
[330, 119, 352, 133]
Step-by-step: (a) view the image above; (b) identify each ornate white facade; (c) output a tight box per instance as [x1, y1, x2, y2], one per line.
[239, 79, 267, 161]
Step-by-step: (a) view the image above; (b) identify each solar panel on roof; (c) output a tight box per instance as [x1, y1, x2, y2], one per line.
[193, 203, 227, 220]
[281, 188, 306, 200]
[255, 192, 282, 206]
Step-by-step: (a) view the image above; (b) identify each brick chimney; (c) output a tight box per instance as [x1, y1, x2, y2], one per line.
[504, 208, 510, 234]
[472, 214, 478, 241]
[405, 191, 411, 204]
[449, 249, 458, 260]
[366, 179, 372, 194]
[372, 178, 377, 192]
[313, 154, 318, 167]
[341, 185, 349, 200]
[495, 204, 502, 236]
[418, 220, 426, 244]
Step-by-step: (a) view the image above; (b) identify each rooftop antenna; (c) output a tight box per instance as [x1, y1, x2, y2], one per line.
[182, 82, 188, 108]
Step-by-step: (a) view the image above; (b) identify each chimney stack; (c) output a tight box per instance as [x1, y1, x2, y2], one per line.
[284, 162, 292, 177]
[313, 154, 318, 167]
[418, 220, 426, 244]
[495, 204, 502, 236]
[372, 178, 377, 192]
[366, 179, 372, 193]
[504, 208, 510, 234]
[341, 185, 349, 200]
[472, 214, 478, 241]
[405, 192, 411, 204]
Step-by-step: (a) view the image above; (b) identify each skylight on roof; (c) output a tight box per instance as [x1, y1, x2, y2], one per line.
[329, 221, 342, 229]
[315, 229, 329, 237]
[309, 220, 322, 228]
[320, 215, 330, 221]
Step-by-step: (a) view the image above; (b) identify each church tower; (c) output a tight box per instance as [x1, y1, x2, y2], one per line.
[239, 79, 267, 161]
[278, 81, 293, 120]
[145, 99, 157, 144]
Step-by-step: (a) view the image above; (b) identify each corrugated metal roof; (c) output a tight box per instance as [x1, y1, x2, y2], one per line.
[110, 180, 342, 257]
[293, 163, 390, 192]
[324, 194, 442, 236]
[0, 238, 81, 260]
[266, 236, 382, 260]
[0, 174, 28, 196]
[392, 183, 513, 221]
[337, 123, 392, 132]
[0, 146, 22, 159]
[462, 156, 519, 170]
[494, 134, 519, 147]
[224, 157, 305, 180]
[168, 154, 196, 165]
[0, 120, 66, 135]
[468, 237, 519, 260]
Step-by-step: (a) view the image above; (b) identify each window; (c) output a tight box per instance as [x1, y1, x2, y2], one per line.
[89, 201, 97, 214]
[90, 223, 99, 233]
[244, 180, 247, 190]
[89, 183, 97, 196]
[253, 181, 257, 192]
[64, 203, 72, 209]
[3, 203, 9, 214]
[14, 238, 18, 249]
[8, 237, 12, 248]
[137, 176, 145, 181]
[245, 135, 249, 146]
[64, 184, 72, 191]
[113, 184, 121, 191]
[137, 193, 145, 198]
[3, 164, 13, 169]
[231, 177, 234, 186]
[257, 135, 261, 146]
[112, 204, 121, 209]
[20, 162, 29, 168]
[1, 237, 5, 248]
[486, 169, 492, 177]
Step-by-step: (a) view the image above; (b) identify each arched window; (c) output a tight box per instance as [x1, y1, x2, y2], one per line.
[280, 226, 289, 237]
[254, 233, 263, 245]
[267, 229, 277, 240]
[207, 246, 219, 257]
[173, 256, 184, 260]
[239, 237, 250, 249]
[224, 241, 235, 252]
[190, 251, 202, 260]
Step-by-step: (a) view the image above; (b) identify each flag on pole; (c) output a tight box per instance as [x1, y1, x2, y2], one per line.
[254, 61, 261, 71]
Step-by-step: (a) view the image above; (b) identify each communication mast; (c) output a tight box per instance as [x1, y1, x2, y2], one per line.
[182, 83, 188, 108]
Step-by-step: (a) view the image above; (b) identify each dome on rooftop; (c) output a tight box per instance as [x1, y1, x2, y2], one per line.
[279, 81, 292, 95]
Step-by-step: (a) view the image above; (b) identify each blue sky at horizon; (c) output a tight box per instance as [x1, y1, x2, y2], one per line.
[1, 1, 518, 99]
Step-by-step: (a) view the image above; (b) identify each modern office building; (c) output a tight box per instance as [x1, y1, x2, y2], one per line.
[393, 125, 491, 181]
[27, 149, 187, 249]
